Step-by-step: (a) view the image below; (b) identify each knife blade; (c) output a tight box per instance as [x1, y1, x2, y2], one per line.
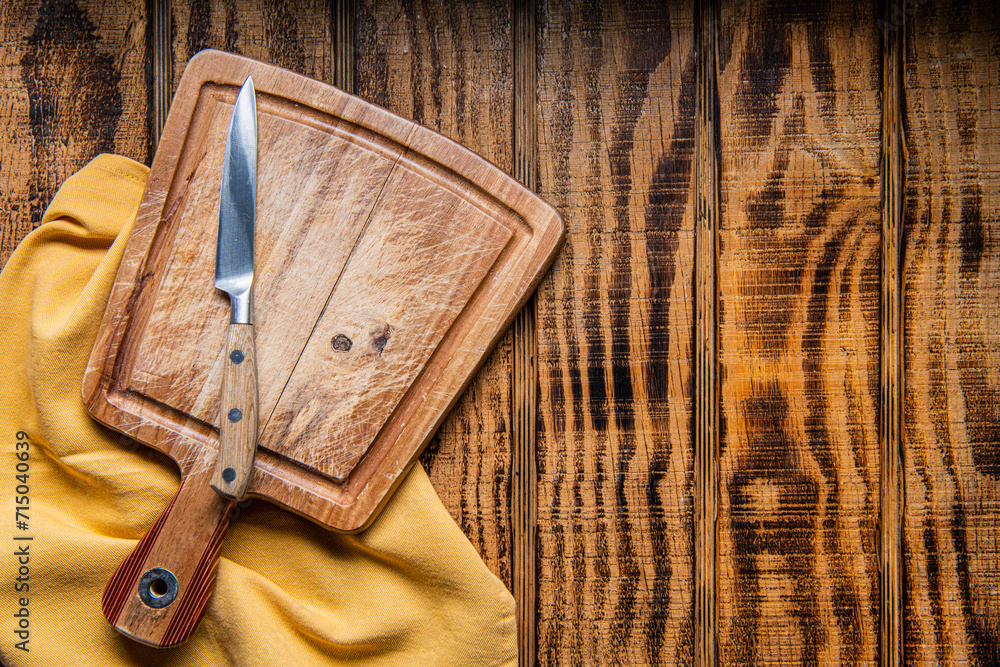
[211, 76, 258, 500]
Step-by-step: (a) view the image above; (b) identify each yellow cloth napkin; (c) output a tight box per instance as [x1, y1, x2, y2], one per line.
[0, 154, 516, 666]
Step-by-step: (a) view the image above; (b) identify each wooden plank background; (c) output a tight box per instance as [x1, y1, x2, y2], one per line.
[2, 0, 999, 664]
[535, 2, 695, 664]
[903, 0, 1000, 664]
[715, 0, 882, 663]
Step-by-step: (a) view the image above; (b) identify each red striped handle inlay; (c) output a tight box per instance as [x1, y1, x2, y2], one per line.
[102, 486, 182, 624]
[102, 463, 236, 647]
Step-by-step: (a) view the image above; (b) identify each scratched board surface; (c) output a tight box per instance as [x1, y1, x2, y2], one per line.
[535, 1, 696, 664]
[715, 0, 882, 664]
[903, 0, 1000, 663]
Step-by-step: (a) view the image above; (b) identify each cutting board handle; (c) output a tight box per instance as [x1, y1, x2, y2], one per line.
[102, 462, 235, 647]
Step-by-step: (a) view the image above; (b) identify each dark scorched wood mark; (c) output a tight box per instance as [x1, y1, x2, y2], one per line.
[401, 0, 428, 127]
[20, 0, 123, 226]
[596, 3, 674, 661]
[187, 0, 211, 55]
[355, 1, 389, 109]
[223, 0, 239, 53]
[578, 4, 614, 660]
[722, 2, 878, 663]
[727, 382, 821, 666]
[732, 1, 791, 151]
[957, 190, 1000, 477]
[186, 0, 241, 56]
[263, 1, 306, 74]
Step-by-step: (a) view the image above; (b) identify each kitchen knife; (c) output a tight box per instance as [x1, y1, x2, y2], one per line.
[210, 76, 258, 500]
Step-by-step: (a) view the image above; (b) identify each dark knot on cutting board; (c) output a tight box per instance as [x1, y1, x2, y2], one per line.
[330, 323, 393, 356]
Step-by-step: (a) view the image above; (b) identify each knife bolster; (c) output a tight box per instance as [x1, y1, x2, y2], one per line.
[227, 289, 252, 325]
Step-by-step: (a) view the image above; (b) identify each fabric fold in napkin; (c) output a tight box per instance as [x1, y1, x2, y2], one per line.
[0, 154, 516, 666]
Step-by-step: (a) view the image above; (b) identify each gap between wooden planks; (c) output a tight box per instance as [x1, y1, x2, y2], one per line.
[881, 0, 905, 664]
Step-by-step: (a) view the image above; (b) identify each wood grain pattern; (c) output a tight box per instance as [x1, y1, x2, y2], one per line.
[0, 0, 148, 267]
[261, 161, 514, 480]
[169, 0, 333, 93]
[353, 0, 519, 588]
[535, 2, 696, 664]
[512, 0, 537, 661]
[881, 0, 905, 663]
[715, 0, 882, 663]
[212, 323, 259, 499]
[334, 0, 354, 91]
[903, 1, 1000, 663]
[151, 0, 171, 143]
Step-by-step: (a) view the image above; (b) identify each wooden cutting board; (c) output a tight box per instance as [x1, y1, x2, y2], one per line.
[82, 50, 563, 647]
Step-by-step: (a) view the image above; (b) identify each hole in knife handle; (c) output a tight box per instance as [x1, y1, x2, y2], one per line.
[150, 578, 167, 597]
[137, 568, 178, 609]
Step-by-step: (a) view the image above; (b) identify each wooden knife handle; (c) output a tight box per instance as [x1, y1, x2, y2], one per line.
[211, 323, 258, 499]
[102, 463, 235, 647]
